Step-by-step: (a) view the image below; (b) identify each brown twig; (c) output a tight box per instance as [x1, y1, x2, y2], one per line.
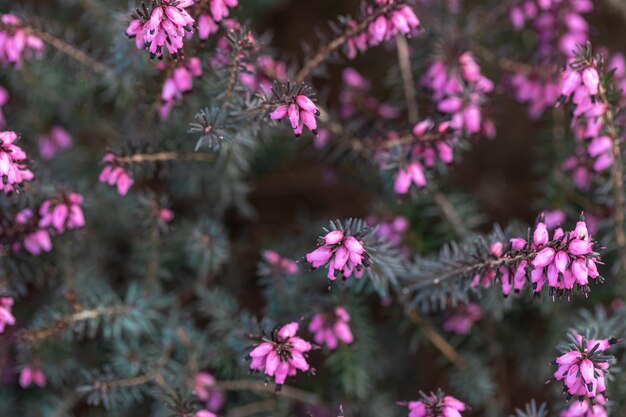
[432, 188, 469, 237]
[395, 35, 419, 124]
[117, 152, 215, 164]
[407, 309, 466, 370]
[295, 1, 408, 83]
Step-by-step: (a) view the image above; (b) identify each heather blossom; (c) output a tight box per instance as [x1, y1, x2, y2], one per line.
[423, 52, 495, 137]
[340, 68, 400, 120]
[549, 333, 619, 402]
[194, 372, 225, 412]
[367, 1, 421, 46]
[308, 307, 354, 350]
[0, 297, 15, 334]
[196, 0, 238, 40]
[99, 153, 134, 196]
[38, 193, 85, 233]
[269, 84, 321, 137]
[402, 390, 467, 417]
[39, 126, 72, 161]
[0, 130, 34, 194]
[159, 57, 203, 119]
[261, 250, 298, 276]
[0, 14, 44, 67]
[126, 0, 195, 60]
[19, 367, 46, 388]
[248, 322, 313, 390]
[443, 303, 482, 335]
[560, 395, 607, 417]
[305, 228, 370, 282]
[240, 55, 288, 93]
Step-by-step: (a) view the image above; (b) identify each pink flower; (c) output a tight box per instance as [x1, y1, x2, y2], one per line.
[38, 193, 85, 233]
[159, 208, 174, 223]
[195, 411, 217, 417]
[159, 57, 203, 120]
[308, 307, 354, 350]
[262, 250, 298, 275]
[194, 372, 225, 412]
[126, 1, 195, 60]
[0, 298, 15, 334]
[269, 86, 321, 137]
[560, 395, 607, 417]
[15, 208, 53, 256]
[549, 334, 619, 401]
[19, 367, 46, 388]
[305, 228, 370, 282]
[443, 303, 482, 335]
[98, 152, 134, 196]
[0, 130, 34, 194]
[39, 126, 72, 161]
[248, 322, 313, 390]
[403, 390, 466, 417]
[0, 14, 44, 68]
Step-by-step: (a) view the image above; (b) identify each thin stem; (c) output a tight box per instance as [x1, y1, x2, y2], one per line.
[117, 152, 215, 164]
[225, 43, 243, 106]
[295, 1, 408, 83]
[431, 184, 469, 237]
[395, 35, 419, 124]
[215, 379, 321, 405]
[407, 309, 466, 370]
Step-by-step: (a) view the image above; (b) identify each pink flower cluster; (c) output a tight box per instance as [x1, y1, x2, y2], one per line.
[19, 367, 46, 388]
[0, 130, 33, 194]
[38, 193, 85, 233]
[0, 14, 44, 68]
[262, 250, 298, 275]
[308, 307, 354, 350]
[197, 0, 238, 41]
[560, 395, 607, 417]
[269, 92, 320, 137]
[248, 322, 313, 389]
[305, 229, 370, 282]
[392, 119, 457, 194]
[550, 335, 619, 401]
[15, 209, 52, 256]
[159, 57, 202, 119]
[510, 66, 561, 119]
[443, 303, 482, 335]
[404, 391, 467, 417]
[39, 126, 72, 161]
[340, 68, 400, 120]
[423, 53, 495, 137]
[0, 298, 15, 334]
[343, 2, 420, 59]
[194, 372, 225, 412]
[509, 0, 592, 58]
[240, 55, 287, 93]
[126, 0, 195, 60]
[368, 216, 409, 248]
[471, 214, 602, 300]
[195, 411, 216, 417]
[99, 153, 134, 196]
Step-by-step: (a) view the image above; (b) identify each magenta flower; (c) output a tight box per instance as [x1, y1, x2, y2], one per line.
[0, 14, 44, 68]
[15, 209, 52, 256]
[0, 130, 34, 194]
[262, 250, 298, 275]
[308, 307, 354, 350]
[560, 394, 607, 417]
[194, 372, 225, 412]
[248, 322, 313, 390]
[305, 229, 370, 282]
[0, 297, 15, 334]
[549, 334, 619, 402]
[38, 193, 85, 233]
[402, 390, 467, 417]
[240, 55, 288, 93]
[159, 57, 202, 119]
[19, 367, 46, 388]
[195, 411, 216, 417]
[443, 303, 482, 335]
[126, 0, 195, 60]
[269, 87, 321, 137]
[0, 86, 9, 129]
[159, 208, 175, 223]
[99, 153, 134, 196]
[39, 126, 72, 161]
[367, 1, 421, 46]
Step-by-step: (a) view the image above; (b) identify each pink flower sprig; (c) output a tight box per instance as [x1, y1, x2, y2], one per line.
[159, 57, 203, 120]
[0, 297, 15, 334]
[400, 390, 467, 417]
[14, 208, 52, 256]
[308, 307, 354, 350]
[0, 14, 44, 68]
[0, 130, 34, 194]
[98, 152, 134, 196]
[443, 303, 482, 335]
[268, 82, 321, 137]
[423, 52, 495, 137]
[194, 372, 225, 412]
[339, 68, 400, 120]
[39, 126, 72, 161]
[548, 332, 620, 402]
[305, 220, 371, 283]
[248, 322, 314, 391]
[240, 55, 288, 94]
[38, 192, 85, 233]
[19, 367, 46, 388]
[560, 395, 607, 417]
[196, 0, 238, 41]
[258, 250, 298, 276]
[126, 0, 195, 60]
